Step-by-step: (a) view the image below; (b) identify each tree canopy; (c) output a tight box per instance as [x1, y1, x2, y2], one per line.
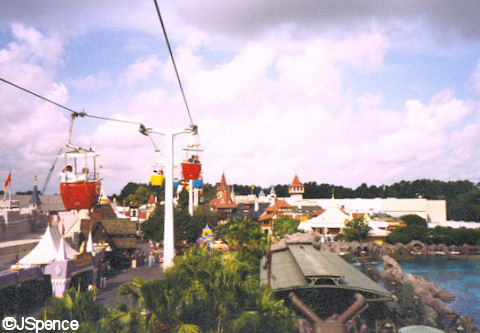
[142, 190, 218, 244]
[340, 216, 371, 242]
[273, 216, 301, 239]
[118, 249, 296, 332]
[115, 179, 480, 221]
[401, 214, 428, 227]
[215, 217, 266, 252]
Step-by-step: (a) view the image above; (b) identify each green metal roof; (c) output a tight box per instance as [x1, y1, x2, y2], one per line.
[260, 244, 391, 299]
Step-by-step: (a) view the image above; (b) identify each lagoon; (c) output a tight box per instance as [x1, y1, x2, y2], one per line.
[384, 256, 480, 324]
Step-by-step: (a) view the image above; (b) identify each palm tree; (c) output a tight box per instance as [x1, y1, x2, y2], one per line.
[44, 287, 107, 331]
[116, 247, 296, 332]
[100, 303, 140, 333]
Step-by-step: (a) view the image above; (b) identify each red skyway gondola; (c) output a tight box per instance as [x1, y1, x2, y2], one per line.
[59, 149, 102, 210]
[181, 144, 202, 180]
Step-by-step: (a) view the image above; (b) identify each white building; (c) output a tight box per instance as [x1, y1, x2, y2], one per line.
[235, 175, 447, 225]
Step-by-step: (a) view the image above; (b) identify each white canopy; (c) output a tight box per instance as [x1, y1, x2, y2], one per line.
[19, 224, 78, 265]
[298, 206, 350, 231]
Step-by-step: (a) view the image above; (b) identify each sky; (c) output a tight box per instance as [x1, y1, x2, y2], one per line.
[1, 0, 480, 195]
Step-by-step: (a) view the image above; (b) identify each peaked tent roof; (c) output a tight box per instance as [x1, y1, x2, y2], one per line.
[19, 223, 78, 265]
[56, 236, 67, 261]
[86, 230, 94, 255]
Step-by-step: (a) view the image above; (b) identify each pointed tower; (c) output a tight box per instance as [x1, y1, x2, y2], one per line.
[209, 173, 237, 221]
[146, 193, 158, 219]
[86, 222, 95, 256]
[29, 173, 42, 209]
[269, 186, 276, 205]
[289, 174, 304, 201]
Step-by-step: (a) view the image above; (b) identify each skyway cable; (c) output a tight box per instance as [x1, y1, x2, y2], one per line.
[0, 76, 141, 126]
[153, 0, 194, 126]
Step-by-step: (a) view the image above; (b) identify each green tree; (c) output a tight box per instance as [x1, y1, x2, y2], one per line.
[125, 185, 151, 205]
[117, 182, 142, 205]
[44, 288, 108, 332]
[142, 193, 208, 244]
[401, 214, 427, 227]
[100, 303, 141, 333]
[215, 217, 267, 277]
[386, 224, 429, 244]
[215, 217, 266, 252]
[340, 216, 371, 242]
[273, 216, 301, 239]
[118, 249, 296, 333]
[201, 183, 217, 204]
[430, 226, 454, 245]
[192, 205, 219, 230]
[141, 204, 164, 242]
[175, 207, 203, 244]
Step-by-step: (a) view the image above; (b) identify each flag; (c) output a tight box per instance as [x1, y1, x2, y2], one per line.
[4, 171, 11, 193]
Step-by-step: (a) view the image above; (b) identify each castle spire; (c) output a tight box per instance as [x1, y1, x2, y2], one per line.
[29, 172, 42, 208]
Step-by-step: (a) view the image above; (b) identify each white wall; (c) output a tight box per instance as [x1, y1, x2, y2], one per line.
[282, 197, 447, 223]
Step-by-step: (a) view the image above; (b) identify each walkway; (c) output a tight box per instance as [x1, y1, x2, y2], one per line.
[96, 264, 163, 308]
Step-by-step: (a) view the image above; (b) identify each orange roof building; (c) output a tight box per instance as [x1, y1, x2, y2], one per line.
[258, 199, 294, 234]
[289, 174, 304, 201]
[209, 173, 238, 221]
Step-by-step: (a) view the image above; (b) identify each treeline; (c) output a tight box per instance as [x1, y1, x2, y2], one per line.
[387, 215, 480, 245]
[230, 179, 480, 222]
[114, 179, 480, 221]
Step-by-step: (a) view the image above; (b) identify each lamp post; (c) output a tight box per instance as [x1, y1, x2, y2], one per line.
[140, 124, 197, 270]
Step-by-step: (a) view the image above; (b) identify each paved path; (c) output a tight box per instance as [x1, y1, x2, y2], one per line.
[96, 264, 163, 308]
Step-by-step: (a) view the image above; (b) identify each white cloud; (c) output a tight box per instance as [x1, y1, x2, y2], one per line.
[2, 10, 480, 196]
[9, 23, 63, 66]
[0, 24, 69, 193]
[120, 55, 163, 86]
[66, 72, 111, 92]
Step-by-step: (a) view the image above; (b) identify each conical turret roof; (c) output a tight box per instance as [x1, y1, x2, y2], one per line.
[290, 174, 303, 188]
[29, 173, 41, 206]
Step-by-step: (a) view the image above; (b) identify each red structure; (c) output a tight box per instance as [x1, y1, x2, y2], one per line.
[181, 162, 202, 180]
[60, 180, 101, 210]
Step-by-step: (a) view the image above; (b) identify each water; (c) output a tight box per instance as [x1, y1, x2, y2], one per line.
[378, 256, 480, 324]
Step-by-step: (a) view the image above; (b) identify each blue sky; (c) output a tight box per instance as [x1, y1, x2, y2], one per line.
[0, 1, 479, 195]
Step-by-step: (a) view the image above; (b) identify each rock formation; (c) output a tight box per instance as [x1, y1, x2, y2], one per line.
[378, 255, 456, 318]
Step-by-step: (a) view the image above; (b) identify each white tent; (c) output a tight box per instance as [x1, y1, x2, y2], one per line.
[298, 206, 350, 231]
[18, 223, 78, 266]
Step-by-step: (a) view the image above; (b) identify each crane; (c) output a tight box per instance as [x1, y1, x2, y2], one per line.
[42, 148, 62, 194]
